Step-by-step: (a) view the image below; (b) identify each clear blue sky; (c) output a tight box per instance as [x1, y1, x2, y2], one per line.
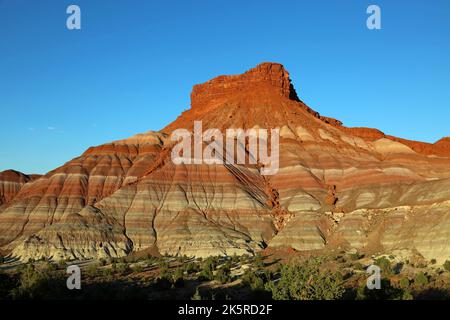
[1, 0, 449, 174]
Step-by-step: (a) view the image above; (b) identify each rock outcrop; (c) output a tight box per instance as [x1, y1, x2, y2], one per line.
[2, 62, 450, 263]
[0, 170, 40, 208]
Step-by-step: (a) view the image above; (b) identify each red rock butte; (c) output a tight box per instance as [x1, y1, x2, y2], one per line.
[1, 62, 450, 263]
[190, 62, 299, 110]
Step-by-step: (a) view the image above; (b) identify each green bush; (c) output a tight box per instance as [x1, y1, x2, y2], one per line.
[199, 266, 214, 281]
[173, 267, 185, 287]
[177, 255, 189, 263]
[443, 260, 450, 272]
[414, 272, 428, 286]
[57, 259, 67, 269]
[85, 263, 100, 277]
[158, 260, 170, 272]
[102, 268, 113, 277]
[207, 256, 220, 269]
[399, 278, 410, 289]
[268, 259, 345, 300]
[356, 278, 405, 300]
[374, 257, 392, 276]
[215, 266, 231, 284]
[349, 253, 364, 261]
[116, 263, 130, 275]
[242, 269, 270, 292]
[401, 290, 414, 300]
[132, 264, 143, 273]
[11, 264, 66, 300]
[352, 262, 364, 271]
[191, 288, 203, 300]
[253, 253, 265, 269]
[238, 254, 250, 264]
[230, 253, 240, 264]
[198, 258, 216, 281]
[159, 262, 171, 280]
[185, 262, 200, 274]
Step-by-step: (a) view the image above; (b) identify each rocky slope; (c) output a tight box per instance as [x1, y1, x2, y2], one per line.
[2, 62, 450, 263]
[0, 170, 40, 209]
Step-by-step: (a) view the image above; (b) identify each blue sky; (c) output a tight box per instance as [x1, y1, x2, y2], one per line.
[1, 0, 449, 174]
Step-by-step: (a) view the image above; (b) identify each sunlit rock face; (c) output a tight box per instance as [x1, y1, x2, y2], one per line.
[0, 170, 41, 209]
[2, 62, 450, 262]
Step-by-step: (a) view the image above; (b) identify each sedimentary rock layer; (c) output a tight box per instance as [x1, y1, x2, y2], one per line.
[1, 62, 450, 262]
[0, 170, 40, 208]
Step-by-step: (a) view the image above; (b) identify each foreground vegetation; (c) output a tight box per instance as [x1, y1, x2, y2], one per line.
[1, 251, 449, 300]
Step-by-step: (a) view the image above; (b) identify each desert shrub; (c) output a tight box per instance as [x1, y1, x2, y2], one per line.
[215, 265, 231, 284]
[349, 252, 364, 261]
[253, 253, 265, 269]
[237, 254, 250, 264]
[119, 257, 127, 263]
[185, 262, 200, 274]
[414, 272, 429, 286]
[208, 256, 220, 269]
[57, 259, 67, 269]
[352, 262, 364, 271]
[443, 260, 450, 272]
[198, 258, 216, 281]
[430, 259, 437, 265]
[132, 264, 143, 273]
[230, 253, 240, 264]
[159, 261, 171, 279]
[85, 263, 100, 277]
[223, 259, 233, 269]
[116, 263, 130, 275]
[99, 258, 107, 266]
[101, 268, 113, 277]
[11, 264, 66, 300]
[401, 290, 414, 300]
[172, 267, 185, 288]
[43, 261, 58, 272]
[158, 260, 170, 271]
[153, 260, 174, 289]
[191, 288, 203, 300]
[190, 288, 218, 300]
[355, 278, 405, 300]
[399, 278, 410, 289]
[268, 259, 345, 300]
[199, 265, 214, 281]
[242, 269, 271, 292]
[374, 257, 392, 276]
[177, 255, 189, 263]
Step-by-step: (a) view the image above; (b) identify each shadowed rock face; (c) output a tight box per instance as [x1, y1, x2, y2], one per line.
[2, 62, 450, 262]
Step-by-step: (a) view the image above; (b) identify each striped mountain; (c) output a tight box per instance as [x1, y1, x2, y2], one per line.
[1, 62, 450, 263]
